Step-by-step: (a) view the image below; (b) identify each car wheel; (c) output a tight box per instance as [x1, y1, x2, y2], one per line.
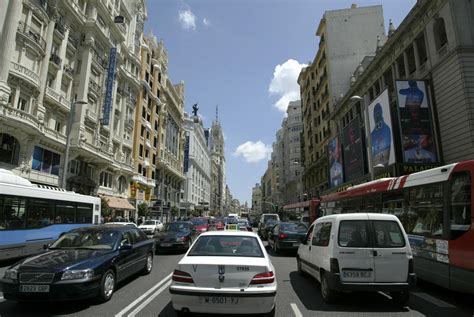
[320, 272, 337, 304]
[142, 252, 153, 275]
[97, 269, 115, 303]
[390, 291, 410, 305]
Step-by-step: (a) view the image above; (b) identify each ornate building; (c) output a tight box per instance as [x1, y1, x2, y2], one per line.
[209, 107, 226, 214]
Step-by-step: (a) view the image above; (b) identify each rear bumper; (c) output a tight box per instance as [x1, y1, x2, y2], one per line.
[170, 286, 276, 314]
[326, 272, 417, 292]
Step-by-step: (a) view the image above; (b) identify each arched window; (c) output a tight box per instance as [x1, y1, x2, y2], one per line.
[434, 18, 448, 51]
[118, 176, 127, 194]
[0, 133, 20, 165]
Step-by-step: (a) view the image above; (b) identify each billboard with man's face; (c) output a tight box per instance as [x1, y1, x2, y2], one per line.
[342, 117, 365, 181]
[368, 89, 396, 167]
[328, 136, 344, 188]
[396, 80, 438, 163]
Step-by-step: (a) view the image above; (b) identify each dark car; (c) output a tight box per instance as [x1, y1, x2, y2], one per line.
[268, 222, 308, 253]
[0, 225, 154, 302]
[237, 219, 253, 232]
[154, 221, 198, 253]
[261, 220, 280, 240]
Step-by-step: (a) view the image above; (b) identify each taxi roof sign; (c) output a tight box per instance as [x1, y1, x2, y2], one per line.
[225, 224, 239, 231]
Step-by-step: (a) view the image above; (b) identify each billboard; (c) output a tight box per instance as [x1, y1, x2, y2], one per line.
[328, 135, 344, 188]
[183, 135, 190, 173]
[342, 117, 365, 181]
[368, 89, 395, 167]
[396, 80, 437, 163]
[102, 47, 117, 126]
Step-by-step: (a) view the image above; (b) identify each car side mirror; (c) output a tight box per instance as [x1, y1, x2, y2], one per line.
[43, 243, 51, 250]
[119, 244, 133, 251]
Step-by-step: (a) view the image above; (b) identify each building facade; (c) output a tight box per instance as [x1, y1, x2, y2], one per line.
[298, 4, 385, 198]
[327, 0, 474, 189]
[209, 112, 225, 214]
[182, 111, 211, 216]
[251, 183, 262, 215]
[0, 0, 146, 218]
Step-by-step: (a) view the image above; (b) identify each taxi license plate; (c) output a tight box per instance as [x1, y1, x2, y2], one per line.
[203, 296, 240, 305]
[293, 242, 300, 247]
[342, 271, 371, 278]
[161, 243, 172, 247]
[20, 284, 50, 293]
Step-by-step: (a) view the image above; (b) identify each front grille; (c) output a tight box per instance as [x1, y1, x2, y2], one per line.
[20, 272, 55, 284]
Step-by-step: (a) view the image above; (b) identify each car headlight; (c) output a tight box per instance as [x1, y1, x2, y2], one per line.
[4, 269, 18, 280]
[61, 269, 94, 281]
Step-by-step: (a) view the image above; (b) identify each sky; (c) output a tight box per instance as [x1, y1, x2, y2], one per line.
[144, 0, 417, 205]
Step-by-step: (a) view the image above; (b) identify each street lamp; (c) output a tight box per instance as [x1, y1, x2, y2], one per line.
[350, 94, 375, 180]
[61, 99, 88, 189]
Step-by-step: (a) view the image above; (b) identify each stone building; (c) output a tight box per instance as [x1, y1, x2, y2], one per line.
[209, 108, 226, 214]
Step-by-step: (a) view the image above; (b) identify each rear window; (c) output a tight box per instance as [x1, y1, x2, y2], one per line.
[188, 236, 264, 257]
[338, 220, 369, 248]
[281, 223, 307, 233]
[263, 215, 278, 223]
[373, 220, 405, 248]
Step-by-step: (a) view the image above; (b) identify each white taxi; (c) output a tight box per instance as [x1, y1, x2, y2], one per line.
[170, 231, 276, 316]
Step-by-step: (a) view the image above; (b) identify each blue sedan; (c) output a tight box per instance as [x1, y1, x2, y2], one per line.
[0, 225, 155, 302]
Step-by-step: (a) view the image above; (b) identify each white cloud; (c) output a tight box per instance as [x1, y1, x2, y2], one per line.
[178, 9, 196, 30]
[233, 141, 272, 163]
[269, 59, 307, 112]
[203, 18, 210, 26]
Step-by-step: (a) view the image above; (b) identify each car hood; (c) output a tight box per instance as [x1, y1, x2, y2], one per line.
[15, 249, 113, 272]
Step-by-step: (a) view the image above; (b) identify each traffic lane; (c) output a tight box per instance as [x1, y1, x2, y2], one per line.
[0, 252, 183, 317]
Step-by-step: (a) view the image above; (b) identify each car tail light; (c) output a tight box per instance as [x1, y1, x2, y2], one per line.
[179, 236, 189, 241]
[172, 270, 194, 283]
[279, 233, 288, 240]
[408, 259, 414, 274]
[330, 258, 340, 273]
[250, 271, 275, 285]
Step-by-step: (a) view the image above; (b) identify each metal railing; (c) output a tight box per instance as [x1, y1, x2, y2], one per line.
[88, 78, 101, 94]
[63, 64, 74, 77]
[49, 53, 62, 66]
[17, 21, 46, 52]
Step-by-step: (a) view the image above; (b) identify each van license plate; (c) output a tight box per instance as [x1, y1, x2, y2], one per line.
[160, 243, 172, 247]
[203, 296, 240, 305]
[342, 271, 371, 278]
[20, 284, 50, 293]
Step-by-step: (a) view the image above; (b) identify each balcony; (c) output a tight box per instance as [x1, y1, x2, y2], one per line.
[63, 64, 74, 78]
[2, 105, 41, 134]
[122, 138, 133, 149]
[49, 53, 62, 69]
[44, 126, 67, 144]
[54, 20, 66, 37]
[64, 0, 86, 23]
[322, 107, 330, 121]
[17, 21, 46, 55]
[124, 117, 134, 129]
[145, 139, 151, 148]
[10, 61, 40, 90]
[91, 48, 108, 69]
[45, 87, 70, 112]
[85, 109, 97, 122]
[67, 36, 79, 50]
[88, 79, 101, 95]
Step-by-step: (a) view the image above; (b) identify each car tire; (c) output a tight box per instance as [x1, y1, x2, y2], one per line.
[142, 252, 153, 275]
[174, 309, 187, 317]
[97, 269, 115, 303]
[320, 272, 337, 304]
[390, 291, 410, 305]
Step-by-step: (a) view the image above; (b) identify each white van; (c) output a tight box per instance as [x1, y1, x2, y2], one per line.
[258, 213, 280, 237]
[297, 213, 416, 304]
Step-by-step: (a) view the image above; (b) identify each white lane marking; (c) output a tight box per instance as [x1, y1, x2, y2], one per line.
[290, 303, 303, 317]
[412, 292, 456, 308]
[127, 280, 172, 317]
[378, 291, 392, 299]
[115, 273, 172, 317]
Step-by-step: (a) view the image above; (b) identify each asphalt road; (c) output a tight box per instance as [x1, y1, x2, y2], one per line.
[0, 242, 473, 317]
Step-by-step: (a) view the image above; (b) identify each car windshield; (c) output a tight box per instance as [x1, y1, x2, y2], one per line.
[144, 220, 156, 225]
[238, 220, 249, 226]
[50, 231, 119, 250]
[264, 215, 278, 223]
[280, 223, 307, 233]
[188, 236, 263, 257]
[225, 217, 238, 224]
[191, 218, 207, 226]
[265, 220, 278, 228]
[165, 223, 191, 232]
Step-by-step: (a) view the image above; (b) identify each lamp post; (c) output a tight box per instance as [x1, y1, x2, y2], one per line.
[350, 94, 376, 180]
[61, 99, 88, 189]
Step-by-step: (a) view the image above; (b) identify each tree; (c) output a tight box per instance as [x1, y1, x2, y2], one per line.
[137, 202, 150, 218]
[170, 206, 179, 219]
[100, 196, 111, 218]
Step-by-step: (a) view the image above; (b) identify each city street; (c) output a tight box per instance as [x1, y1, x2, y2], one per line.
[1, 242, 473, 317]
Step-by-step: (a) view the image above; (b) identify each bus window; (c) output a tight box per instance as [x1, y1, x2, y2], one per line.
[77, 204, 93, 223]
[55, 203, 76, 224]
[27, 198, 54, 228]
[0, 196, 3, 229]
[3, 196, 26, 229]
[405, 184, 444, 237]
[450, 173, 471, 239]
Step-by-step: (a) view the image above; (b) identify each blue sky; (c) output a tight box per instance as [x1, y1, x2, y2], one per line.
[144, 0, 416, 205]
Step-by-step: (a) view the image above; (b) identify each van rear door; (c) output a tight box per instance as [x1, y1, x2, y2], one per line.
[336, 215, 375, 283]
[369, 215, 410, 282]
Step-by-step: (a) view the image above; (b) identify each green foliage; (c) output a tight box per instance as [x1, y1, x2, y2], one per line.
[137, 202, 150, 217]
[170, 206, 179, 217]
[100, 196, 111, 217]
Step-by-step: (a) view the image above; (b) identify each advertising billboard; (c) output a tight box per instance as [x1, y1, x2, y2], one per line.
[396, 80, 437, 163]
[328, 135, 344, 188]
[342, 117, 365, 181]
[368, 89, 396, 167]
[183, 135, 190, 173]
[102, 47, 117, 126]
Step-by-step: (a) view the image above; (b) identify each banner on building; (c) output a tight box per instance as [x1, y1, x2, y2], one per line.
[328, 135, 344, 188]
[183, 135, 190, 173]
[102, 47, 117, 126]
[342, 117, 365, 181]
[368, 89, 396, 167]
[396, 80, 438, 163]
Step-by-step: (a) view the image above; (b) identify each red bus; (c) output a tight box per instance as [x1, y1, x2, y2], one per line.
[319, 160, 474, 294]
[283, 199, 320, 224]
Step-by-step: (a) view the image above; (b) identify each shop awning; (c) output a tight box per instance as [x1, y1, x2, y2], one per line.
[103, 195, 135, 210]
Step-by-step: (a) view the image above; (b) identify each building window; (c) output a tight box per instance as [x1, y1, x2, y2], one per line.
[406, 45, 416, 75]
[99, 171, 113, 188]
[154, 136, 157, 148]
[55, 120, 61, 133]
[138, 164, 142, 173]
[86, 165, 95, 179]
[118, 176, 127, 193]
[139, 144, 143, 157]
[69, 159, 80, 175]
[415, 33, 428, 66]
[32, 146, 61, 175]
[141, 125, 145, 137]
[17, 97, 27, 111]
[397, 55, 406, 78]
[433, 18, 448, 51]
[0, 133, 20, 166]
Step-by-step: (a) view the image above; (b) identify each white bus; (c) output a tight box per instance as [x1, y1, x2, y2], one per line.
[0, 169, 101, 261]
